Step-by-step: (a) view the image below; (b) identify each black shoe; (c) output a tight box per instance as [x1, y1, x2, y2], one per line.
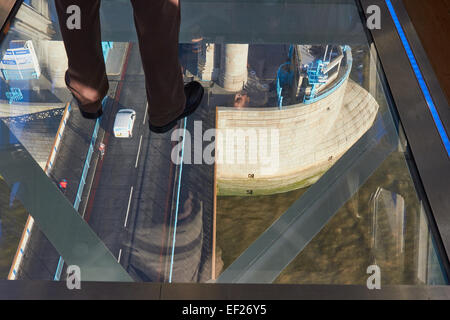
[79, 107, 103, 119]
[149, 81, 204, 134]
[70, 95, 103, 119]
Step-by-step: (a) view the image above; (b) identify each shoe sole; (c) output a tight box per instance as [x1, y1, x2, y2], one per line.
[80, 108, 103, 119]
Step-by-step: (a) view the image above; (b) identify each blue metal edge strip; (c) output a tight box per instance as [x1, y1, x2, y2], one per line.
[385, 0, 450, 156]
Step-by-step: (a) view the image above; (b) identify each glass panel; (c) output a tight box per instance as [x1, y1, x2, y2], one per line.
[0, 0, 446, 285]
[272, 153, 445, 285]
[0, 177, 28, 279]
[0, 1, 132, 281]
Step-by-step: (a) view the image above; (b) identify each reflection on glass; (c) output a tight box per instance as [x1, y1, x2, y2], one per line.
[0, 0, 446, 285]
[270, 152, 445, 285]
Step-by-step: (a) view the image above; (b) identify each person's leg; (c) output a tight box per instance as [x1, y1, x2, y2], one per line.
[130, 0, 187, 127]
[55, 0, 108, 118]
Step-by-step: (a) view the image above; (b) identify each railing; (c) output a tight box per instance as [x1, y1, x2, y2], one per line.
[303, 46, 353, 105]
[276, 62, 292, 109]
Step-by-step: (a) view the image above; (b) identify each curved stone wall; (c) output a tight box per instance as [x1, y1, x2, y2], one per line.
[216, 79, 380, 195]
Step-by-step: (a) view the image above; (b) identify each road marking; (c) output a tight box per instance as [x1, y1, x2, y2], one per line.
[135, 135, 143, 168]
[143, 103, 148, 124]
[124, 186, 133, 227]
[169, 118, 187, 282]
[118, 249, 122, 263]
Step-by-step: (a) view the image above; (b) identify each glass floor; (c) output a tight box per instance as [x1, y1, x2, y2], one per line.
[0, 0, 447, 285]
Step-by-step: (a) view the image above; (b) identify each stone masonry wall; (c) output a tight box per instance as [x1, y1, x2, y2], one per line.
[216, 79, 379, 195]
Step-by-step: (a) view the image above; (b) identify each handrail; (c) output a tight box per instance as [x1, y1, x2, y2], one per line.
[304, 46, 353, 104]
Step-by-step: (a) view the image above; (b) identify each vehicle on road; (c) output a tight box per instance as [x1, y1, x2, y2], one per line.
[113, 109, 136, 138]
[58, 179, 67, 194]
[99, 142, 106, 160]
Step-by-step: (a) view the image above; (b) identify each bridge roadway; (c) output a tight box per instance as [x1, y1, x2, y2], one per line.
[82, 43, 215, 282]
[17, 42, 215, 283]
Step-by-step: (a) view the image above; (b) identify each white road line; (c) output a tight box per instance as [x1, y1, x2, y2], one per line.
[143, 102, 148, 124]
[117, 249, 122, 262]
[124, 186, 133, 227]
[135, 135, 143, 168]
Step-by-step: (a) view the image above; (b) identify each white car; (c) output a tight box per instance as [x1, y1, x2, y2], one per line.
[113, 109, 136, 138]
